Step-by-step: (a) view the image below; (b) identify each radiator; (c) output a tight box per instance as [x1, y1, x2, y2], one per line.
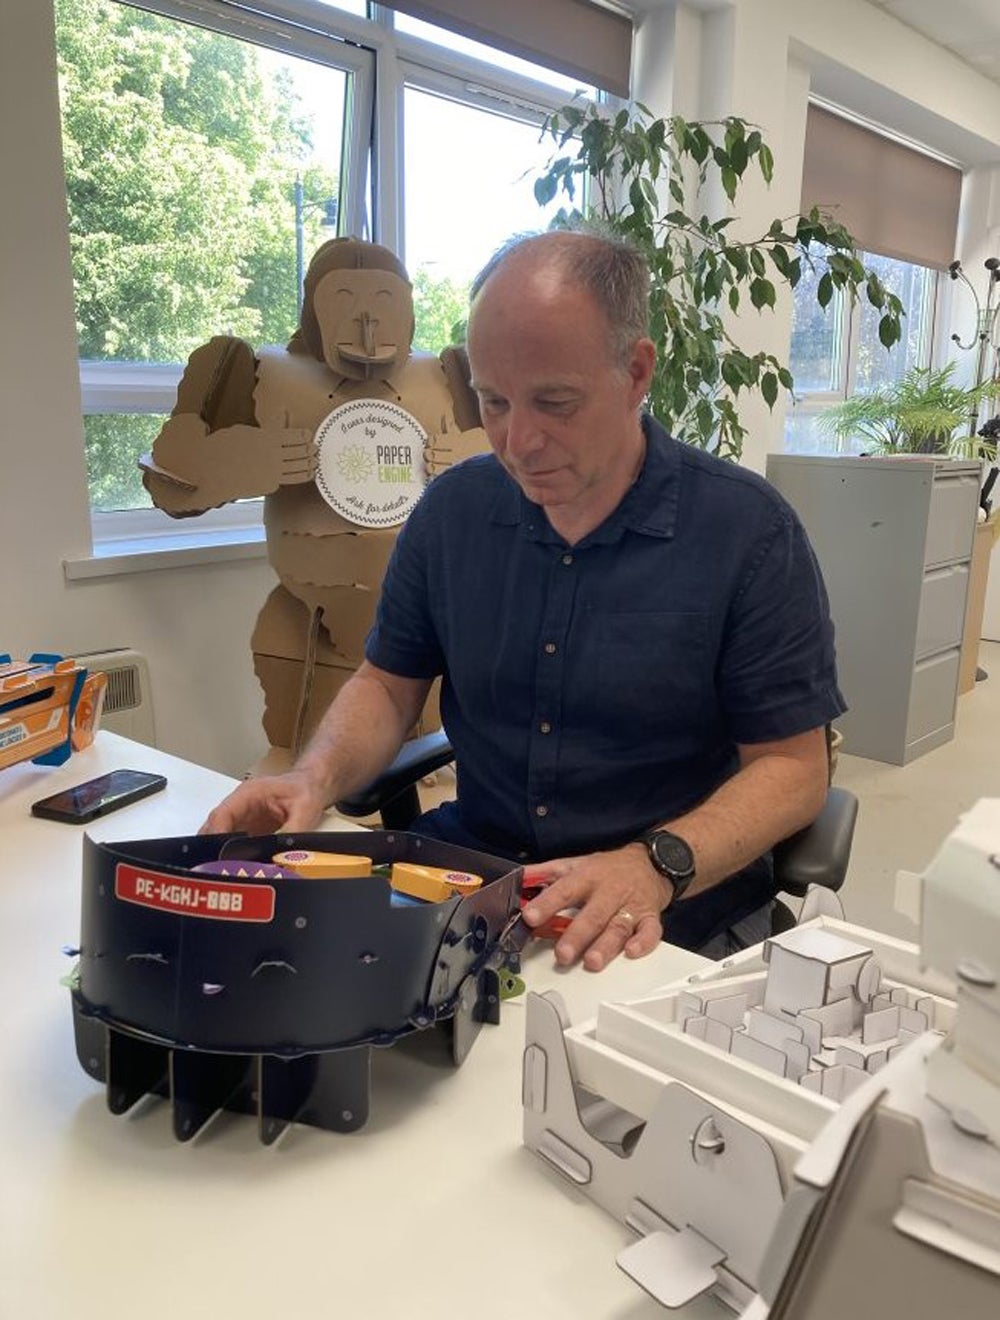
[75, 648, 156, 747]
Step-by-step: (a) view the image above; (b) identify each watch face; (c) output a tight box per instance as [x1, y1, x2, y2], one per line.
[650, 831, 695, 879]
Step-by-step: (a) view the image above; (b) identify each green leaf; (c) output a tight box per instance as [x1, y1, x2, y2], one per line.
[817, 272, 833, 308]
[769, 244, 790, 278]
[721, 356, 744, 393]
[878, 313, 900, 349]
[749, 277, 776, 310]
[759, 143, 774, 183]
[761, 371, 778, 409]
[533, 175, 557, 206]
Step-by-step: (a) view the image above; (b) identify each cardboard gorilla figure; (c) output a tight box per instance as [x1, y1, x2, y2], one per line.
[142, 238, 486, 758]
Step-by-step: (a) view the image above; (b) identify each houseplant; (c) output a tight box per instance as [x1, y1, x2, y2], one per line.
[533, 101, 904, 461]
[817, 363, 1000, 460]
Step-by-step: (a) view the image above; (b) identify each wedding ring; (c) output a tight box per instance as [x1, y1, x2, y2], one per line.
[612, 907, 637, 930]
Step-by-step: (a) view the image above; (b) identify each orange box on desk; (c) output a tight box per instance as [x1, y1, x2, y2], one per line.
[0, 657, 106, 771]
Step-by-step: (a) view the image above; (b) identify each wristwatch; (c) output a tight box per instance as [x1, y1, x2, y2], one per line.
[638, 828, 696, 901]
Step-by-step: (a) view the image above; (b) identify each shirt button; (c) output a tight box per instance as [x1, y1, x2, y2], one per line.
[535, 805, 549, 818]
[544, 642, 557, 654]
[518, 851, 530, 861]
[561, 553, 573, 566]
[539, 721, 552, 734]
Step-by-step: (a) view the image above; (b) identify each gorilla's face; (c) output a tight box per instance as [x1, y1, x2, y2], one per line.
[312, 269, 414, 379]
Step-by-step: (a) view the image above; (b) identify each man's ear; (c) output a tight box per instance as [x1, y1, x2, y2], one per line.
[627, 337, 656, 408]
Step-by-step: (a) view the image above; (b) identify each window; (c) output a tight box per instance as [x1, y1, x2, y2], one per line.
[784, 251, 939, 454]
[402, 79, 565, 351]
[54, 0, 597, 548]
[56, 0, 369, 526]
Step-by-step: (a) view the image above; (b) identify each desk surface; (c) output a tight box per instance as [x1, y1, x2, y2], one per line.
[0, 733, 713, 1319]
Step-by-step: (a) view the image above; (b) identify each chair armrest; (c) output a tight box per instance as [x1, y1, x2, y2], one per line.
[334, 730, 454, 821]
[772, 786, 859, 898]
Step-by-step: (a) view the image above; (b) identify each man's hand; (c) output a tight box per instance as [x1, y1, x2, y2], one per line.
[520, 844, 672, 972]
[199, 768, 327, 836]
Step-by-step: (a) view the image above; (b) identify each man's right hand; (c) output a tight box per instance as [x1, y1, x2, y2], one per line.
[200, 768, 328, 836]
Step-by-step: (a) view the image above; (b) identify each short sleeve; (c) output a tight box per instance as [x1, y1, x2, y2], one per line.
[719, 505, 846, 744]
[364, 498, 446, 679]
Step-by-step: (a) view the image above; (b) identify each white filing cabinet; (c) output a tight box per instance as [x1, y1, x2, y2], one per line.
[766, 454, 980, 765]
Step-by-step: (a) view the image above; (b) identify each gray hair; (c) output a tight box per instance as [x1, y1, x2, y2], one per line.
[470, 228, 650, 367]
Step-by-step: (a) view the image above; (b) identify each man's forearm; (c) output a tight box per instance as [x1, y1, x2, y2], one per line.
[293, 663, 432, 808]
[650, 730, 829, 900]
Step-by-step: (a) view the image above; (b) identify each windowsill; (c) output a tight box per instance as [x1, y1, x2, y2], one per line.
[63, 524, 267, 581]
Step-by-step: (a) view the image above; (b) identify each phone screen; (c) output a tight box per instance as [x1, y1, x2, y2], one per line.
[31, 769, 167, 823]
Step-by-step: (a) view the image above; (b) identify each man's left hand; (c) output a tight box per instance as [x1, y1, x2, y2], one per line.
[520, 845, 671, 972]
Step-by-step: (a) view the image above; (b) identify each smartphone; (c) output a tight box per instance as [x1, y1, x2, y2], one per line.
[31, 768, 167, 824]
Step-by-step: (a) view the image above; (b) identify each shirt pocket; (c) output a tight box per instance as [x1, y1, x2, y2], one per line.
[593, 611, 711, 734]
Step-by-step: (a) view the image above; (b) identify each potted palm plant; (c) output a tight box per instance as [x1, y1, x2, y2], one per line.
[817, 362, 1000, 460]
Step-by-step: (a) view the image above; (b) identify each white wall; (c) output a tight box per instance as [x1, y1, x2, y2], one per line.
[4, 0, 1000, 777]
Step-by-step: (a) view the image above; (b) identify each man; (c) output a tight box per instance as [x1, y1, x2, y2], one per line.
[205, 230, 845, 969]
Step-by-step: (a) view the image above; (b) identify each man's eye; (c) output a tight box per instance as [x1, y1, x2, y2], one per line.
[480, 396, 507, 414]
[539, 398, 575, 413]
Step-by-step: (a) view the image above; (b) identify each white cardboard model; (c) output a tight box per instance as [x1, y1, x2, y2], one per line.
[141, 238, 487, 755]
[522, 801, 1000, 1314]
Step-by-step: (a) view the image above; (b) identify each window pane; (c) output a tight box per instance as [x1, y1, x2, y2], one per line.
[314, 0, 368, 15]
[853, 252, 936, 393]
[56, 0, 348, 366]
[395, 13, 595, 95]
[785, 249, 937, 455]
[788, 258, 846, 394]
[55, 0, 356, 513]
[403, 87, 562, 350]
[85, 414, 164, 513]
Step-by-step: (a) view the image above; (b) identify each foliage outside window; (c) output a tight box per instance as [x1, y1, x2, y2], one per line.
[57, 0, 348, 513]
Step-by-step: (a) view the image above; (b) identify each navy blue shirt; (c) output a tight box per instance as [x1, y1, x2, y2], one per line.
[366, 416, 845, 948]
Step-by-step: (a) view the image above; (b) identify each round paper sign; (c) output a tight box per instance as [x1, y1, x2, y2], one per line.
[314, 399, 428, 528]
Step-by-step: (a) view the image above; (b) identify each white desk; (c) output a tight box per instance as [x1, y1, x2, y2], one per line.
[0, 733, 714, 1320]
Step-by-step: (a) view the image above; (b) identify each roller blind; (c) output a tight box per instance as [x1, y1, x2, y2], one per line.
[387, 0, 633, 97]
[800, 104, 962, 271]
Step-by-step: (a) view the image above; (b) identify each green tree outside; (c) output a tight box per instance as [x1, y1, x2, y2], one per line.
[56, 0, 333, 508]
[411, 268, 471, 354]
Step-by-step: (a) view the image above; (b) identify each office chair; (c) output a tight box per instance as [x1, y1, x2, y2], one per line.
[335, 729, 858, 939]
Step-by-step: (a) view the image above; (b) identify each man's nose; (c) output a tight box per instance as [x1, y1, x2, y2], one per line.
[503, 406, 543, 459]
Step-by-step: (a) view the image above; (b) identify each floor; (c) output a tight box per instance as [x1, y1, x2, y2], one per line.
[835, 639, 1000, 939]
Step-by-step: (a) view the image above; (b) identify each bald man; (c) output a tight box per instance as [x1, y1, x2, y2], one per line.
[205, 230, 844, 967]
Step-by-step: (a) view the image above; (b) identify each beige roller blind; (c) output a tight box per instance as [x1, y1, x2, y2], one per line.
[801, 104, 962, 270]
[387, 0, 633, 96]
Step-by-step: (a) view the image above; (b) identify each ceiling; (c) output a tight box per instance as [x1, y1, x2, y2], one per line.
[858, 0, 1000, 86]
